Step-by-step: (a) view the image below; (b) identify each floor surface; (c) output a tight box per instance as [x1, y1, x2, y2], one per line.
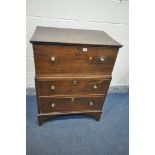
[26, 93, 129, 155]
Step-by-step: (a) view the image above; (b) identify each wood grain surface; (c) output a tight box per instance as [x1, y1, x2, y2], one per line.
[38, 96, 105, 113]
[33, 44, 118, 76]
[30, 26, 122, 47]
[30, 27, 122, 125]
[36, 77, 111, 96]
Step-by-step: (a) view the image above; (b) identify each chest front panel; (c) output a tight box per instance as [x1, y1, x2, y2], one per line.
[33, 45, 118, 76]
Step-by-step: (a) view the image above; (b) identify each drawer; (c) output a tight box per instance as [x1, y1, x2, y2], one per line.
[36, 78, 111, 96]
[33, 45, 118, 76]
[38, 96, 104, 113]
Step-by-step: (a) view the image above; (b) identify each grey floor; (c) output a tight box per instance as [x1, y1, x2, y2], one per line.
[26, 93, 129, 155]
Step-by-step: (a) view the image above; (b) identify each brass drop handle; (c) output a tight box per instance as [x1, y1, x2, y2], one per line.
[89, 56, 92, 61]
[50, 56, 55, 62]
[73, 80, 78, 86]
[100, 57, 105, 62]
[51, 103, 55, 108]
[50, 85, 55, 90]
[89, 101, 93, 106]
[71, 98, 75, 102]
[93, 84, 98, 90]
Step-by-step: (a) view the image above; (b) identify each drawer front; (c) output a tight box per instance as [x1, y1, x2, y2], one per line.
[36, 78, 111, 96]
[38, 96, 104, 113]
[33, 45, 118, 76]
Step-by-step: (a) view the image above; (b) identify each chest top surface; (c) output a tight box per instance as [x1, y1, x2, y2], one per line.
[30, 26, 122, 47]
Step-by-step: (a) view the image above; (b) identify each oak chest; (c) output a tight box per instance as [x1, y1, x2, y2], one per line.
[30, 26, 122, 125]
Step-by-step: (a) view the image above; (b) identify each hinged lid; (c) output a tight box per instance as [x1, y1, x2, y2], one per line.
[30, 26, 122, 47]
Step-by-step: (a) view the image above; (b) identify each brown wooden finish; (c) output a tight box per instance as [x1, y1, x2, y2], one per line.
[38, 96, 104, 113]
[30, 26, 122, 47]
[30, 26, 122, 125]
[36, 78, 111, 96]
[37, 111, 102, 125]
[36, 74, 111, 79]
[33, 45, 118, 76]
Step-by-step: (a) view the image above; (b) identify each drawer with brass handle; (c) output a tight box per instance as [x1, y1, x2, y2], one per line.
[35, 78, 111, 96]
[33, 44, 118, 76]
[38, 96, 105, 113]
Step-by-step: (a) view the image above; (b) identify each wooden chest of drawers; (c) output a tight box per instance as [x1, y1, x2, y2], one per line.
[30, 26, 122, 125]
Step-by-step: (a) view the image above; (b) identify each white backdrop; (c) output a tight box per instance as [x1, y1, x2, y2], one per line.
[26, 0, 129, 87]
